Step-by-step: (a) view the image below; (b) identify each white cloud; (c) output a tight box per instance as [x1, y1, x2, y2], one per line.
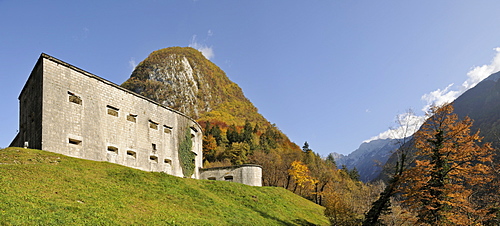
[364, 111, 425, 143]
[129, 57, 137, 72]
[189, 32, 215, 60]
[421, 47, 500, 112]
[366, 48, 500, 144]
[420, 83, 460, 111]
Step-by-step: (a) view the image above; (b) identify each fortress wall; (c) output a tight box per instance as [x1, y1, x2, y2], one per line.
[200, 164, 262, 186]
[16, 54, 202, 178]
[15, 58, 44, 150]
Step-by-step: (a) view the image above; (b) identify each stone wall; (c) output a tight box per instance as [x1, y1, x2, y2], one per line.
[200, 164, 262, 186]
[15, 57, 44, 150]
[13, 54, 203, 178]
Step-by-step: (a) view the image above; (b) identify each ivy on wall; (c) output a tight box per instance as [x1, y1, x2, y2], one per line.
[178, 127, 195, 177]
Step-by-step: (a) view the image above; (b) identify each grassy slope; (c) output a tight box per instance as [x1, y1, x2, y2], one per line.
[0, 147, 328, 225]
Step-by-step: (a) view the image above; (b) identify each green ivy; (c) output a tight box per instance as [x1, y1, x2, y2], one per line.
[178, 127, 195, 177]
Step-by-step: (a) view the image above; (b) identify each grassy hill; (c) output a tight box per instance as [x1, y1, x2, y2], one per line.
[0, 147, 328, 225]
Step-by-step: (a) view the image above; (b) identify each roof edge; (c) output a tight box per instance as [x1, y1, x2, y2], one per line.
[37, 53, 201, 129]
[200, 164, 263, 171]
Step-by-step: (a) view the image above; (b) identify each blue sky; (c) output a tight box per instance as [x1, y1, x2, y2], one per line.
[2, 1, 500, 155]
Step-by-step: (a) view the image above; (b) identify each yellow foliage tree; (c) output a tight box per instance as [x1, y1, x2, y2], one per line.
[288, 160, 318, 193]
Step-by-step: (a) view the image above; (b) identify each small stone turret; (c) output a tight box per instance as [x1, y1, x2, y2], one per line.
[200, 164, 263, 186]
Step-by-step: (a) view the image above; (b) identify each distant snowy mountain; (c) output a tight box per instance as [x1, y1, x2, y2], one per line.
[333, 138, 400, 182]
[379, 71, 500, 183]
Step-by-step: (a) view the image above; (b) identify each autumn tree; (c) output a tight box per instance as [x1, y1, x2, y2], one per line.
[401, 104, 494, 225]
[324, 171, 383, 225]
[202, 134, 217, 163]
[301, 144, 338, 205]
[288, 160, 317, 194]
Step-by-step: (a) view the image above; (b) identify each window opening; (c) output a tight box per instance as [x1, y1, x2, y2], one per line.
[68, 91, 82, 105]
[68, 138, 82, 145]
[164, 125, 172, 133]
[149, 155, 158, 163]
[190, 126, 198, 133]
[164, 159, 172, 164]
[208, 177, 216, 180]
[127, 114, 137, 123]
[107, 105, 119, 117]
[149, 120, 158, 130]
[126, 150, 136, 158]
[224, 176, 234, 181]
[107, 146, 118, 154]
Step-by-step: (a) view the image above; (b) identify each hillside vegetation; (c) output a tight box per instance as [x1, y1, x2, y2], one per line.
[0, 147, 329, 225]
[118, 47, 500, 224]
[120, 47, 391, 225]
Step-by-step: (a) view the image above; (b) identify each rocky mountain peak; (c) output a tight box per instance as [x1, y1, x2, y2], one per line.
[121, 47, 267, 127]
[123, 47, 218, 118]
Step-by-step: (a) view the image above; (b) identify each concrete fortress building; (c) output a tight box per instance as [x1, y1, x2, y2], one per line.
[10, 53, 262, 186]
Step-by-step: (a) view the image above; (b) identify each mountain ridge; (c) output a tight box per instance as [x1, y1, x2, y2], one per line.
[334, 138, 400, 182]
[338, 71, 500, 182]
[374, 70, 500, 182]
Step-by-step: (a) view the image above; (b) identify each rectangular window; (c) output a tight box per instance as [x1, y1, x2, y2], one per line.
[68, 91, 82, 105]
[149, 156, 158, 163]
[152, 143, 157, 151]
[149, 120, 158, 130]
[127, 114, 137, 123]
[107, 105, 119, 117]
[107, 146, 118, 154]
[126, 150, 136, 158]
[68, 138, 82, 145]
[164, 125, 173, 133]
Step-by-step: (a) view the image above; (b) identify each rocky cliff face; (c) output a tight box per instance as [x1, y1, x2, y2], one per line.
[122, 47, 267, 126]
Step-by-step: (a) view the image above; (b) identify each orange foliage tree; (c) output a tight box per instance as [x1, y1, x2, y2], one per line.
[401, 104, 494, 225]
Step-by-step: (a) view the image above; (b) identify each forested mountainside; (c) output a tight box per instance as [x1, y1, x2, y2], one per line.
[121, 47, 300, 167]
[452, 71, 500, 146]
[121, 47, 387, 224]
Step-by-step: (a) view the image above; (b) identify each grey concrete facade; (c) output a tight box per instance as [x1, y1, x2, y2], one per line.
[199, 164, 262, 186]
[12, 54, 203, 178]
[11, 53, 262, 186]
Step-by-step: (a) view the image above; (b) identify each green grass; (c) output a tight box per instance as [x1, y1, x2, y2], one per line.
[0, 147, 328, 225]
